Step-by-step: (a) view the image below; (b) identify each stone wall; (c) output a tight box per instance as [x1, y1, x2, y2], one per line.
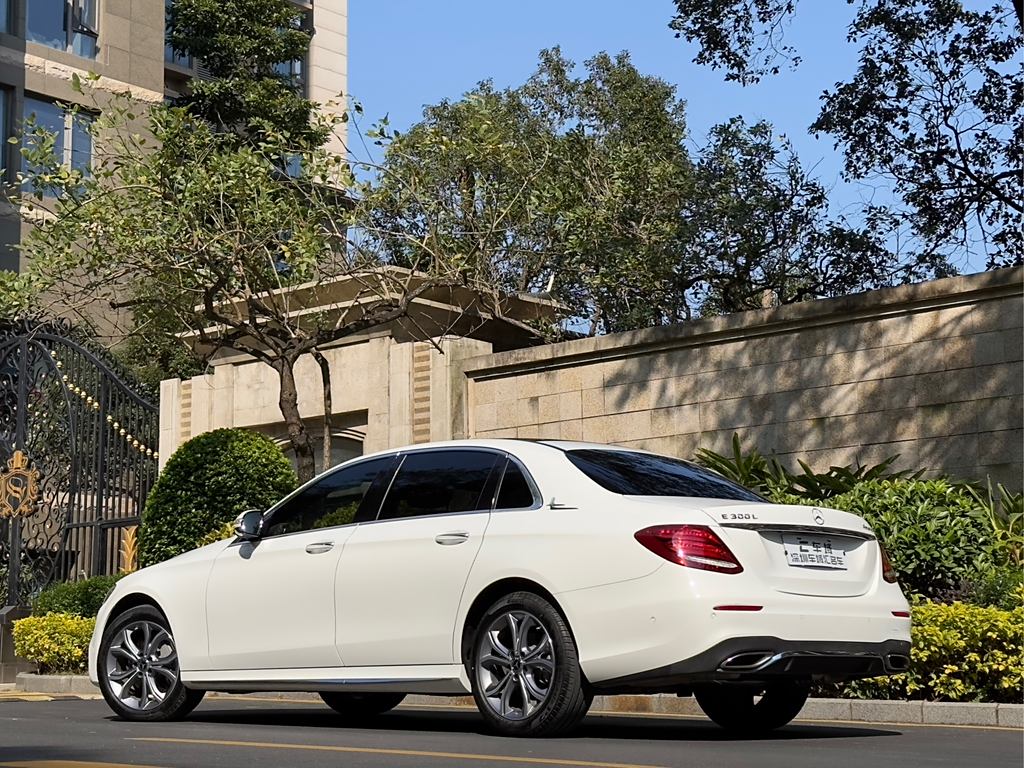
[455, 269, 1023, 488]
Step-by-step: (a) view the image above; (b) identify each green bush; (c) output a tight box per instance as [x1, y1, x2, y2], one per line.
[34, 575, 123, 618]
[139, 428, 297, 566]
[943, 564, 1024, 611]
[826, 479, 993, 599]
[694, 433, 921, 500]
[13, 613, 96, 674]
[829, 598, 1024, 703]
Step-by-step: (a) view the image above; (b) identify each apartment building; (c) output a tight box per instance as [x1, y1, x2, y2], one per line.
[0, 0, 348, 270]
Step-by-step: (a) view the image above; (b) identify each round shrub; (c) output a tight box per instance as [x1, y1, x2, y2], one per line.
[139, 428, 297, 566]
[13, 613, 96, 674]
[34, 574, 123, 618]
[828, 479, 992, 599]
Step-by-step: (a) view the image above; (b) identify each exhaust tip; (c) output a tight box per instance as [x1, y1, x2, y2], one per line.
[720, 651, 774, 671]
[886, 653, 911, 671]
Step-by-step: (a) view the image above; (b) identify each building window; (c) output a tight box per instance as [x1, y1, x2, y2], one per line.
[0, 0, 10, 35]
[274, 8, 311, 97]
[22, 96, 94, 193]
[0, 89, 9, 179]
[164, 0, 192, 68]
[27, 0, 98, 59]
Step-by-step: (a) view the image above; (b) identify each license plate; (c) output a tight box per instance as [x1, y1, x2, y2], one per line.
[782, 533, 848, 570]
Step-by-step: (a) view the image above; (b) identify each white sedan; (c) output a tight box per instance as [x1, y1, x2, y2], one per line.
[89, 439, 911, 736]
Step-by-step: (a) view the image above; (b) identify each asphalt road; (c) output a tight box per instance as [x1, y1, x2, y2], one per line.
[0, 695, 1020, 768]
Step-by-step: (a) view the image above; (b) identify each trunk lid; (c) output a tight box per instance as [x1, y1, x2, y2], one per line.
[631, 498, 880, 597]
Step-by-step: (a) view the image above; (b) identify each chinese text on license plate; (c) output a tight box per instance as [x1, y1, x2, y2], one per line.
[782, 533, 848, 570]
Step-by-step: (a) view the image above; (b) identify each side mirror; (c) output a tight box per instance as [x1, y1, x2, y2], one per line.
[233, 509, 264, 541]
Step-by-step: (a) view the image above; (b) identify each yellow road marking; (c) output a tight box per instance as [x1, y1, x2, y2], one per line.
[2, 762, 165, 768]
[129, 737, 667, 768]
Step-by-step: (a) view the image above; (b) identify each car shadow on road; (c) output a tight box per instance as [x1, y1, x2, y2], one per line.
[180, 704, 901, 742]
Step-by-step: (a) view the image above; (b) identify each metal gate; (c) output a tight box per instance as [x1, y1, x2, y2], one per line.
[0, 320, 159, 610]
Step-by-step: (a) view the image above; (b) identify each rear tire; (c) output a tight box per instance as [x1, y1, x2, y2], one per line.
[320, 692, 405, 719]
[98, 605, 204, 722]
[694, 681, 809, 734]
[469, 591, 591, 737]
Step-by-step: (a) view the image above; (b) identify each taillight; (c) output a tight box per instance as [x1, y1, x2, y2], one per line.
[634, 525, 743, 574]
[879, 542, 898, 583]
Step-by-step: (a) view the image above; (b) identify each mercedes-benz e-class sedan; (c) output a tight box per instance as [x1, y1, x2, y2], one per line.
[90, 439, 911, 736]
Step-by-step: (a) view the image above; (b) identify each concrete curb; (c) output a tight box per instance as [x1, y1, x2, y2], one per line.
[16, 673, 98, 695]
[13, 676, 1021, 728]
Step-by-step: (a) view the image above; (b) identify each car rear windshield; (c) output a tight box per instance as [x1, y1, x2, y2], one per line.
[566, 449, 763, 501]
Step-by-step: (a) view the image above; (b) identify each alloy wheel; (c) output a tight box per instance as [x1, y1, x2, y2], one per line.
[104, 620, 179, 712]
[475, 610, 555, 721]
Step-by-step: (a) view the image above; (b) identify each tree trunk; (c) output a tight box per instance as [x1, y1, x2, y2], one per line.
[275, 356, 317, 483]
[312, 350, 333, 473]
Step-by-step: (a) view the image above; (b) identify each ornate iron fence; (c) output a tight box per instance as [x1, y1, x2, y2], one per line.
[0, 320, 159, 609]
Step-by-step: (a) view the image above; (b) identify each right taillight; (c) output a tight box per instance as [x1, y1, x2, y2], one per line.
[634, 525, 743, 574]
[879, 542, 898, 583]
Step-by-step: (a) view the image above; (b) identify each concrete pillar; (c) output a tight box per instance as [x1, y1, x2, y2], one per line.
[157, 378, 182, 471]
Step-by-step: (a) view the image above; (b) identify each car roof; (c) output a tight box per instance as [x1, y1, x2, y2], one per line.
[356, 438, 640, 462]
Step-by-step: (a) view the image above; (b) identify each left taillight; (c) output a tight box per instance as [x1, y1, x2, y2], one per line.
[879, 542, 898, 583]
[634, 525, 743, 574]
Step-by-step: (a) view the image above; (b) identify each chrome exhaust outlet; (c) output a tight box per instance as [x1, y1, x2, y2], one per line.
[719, 651, 775, 671]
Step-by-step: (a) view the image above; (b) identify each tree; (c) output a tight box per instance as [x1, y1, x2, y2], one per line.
[166, 0, 324, 147]
[685, 118, 938, 314]
[13, 85, 469, 483]
[363, 49, 697, 334]
[363, 50, 940, 330]
[669, 0, 1023, 267]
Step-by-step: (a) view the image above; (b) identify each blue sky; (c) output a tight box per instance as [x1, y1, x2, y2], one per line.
[349, 2, 860, 183]
[346, 2, 981, 274]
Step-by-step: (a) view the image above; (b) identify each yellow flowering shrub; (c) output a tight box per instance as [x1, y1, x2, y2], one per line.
[838, 594, 1024, 702]
[13, 613, 96, 674]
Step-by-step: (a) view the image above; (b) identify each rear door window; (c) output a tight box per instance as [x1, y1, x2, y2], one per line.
[566, 449, 763, 501]
[377, 450, 500, 521]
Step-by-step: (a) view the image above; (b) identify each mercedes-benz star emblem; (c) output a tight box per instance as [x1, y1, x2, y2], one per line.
[812, 508, 825, 525]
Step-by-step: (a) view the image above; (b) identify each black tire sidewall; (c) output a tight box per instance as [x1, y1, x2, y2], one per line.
[469, 591, 589, 737]
[98, 605, 202, 722]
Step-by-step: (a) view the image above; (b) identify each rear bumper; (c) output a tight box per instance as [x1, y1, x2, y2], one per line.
[592, 636, 912, 693]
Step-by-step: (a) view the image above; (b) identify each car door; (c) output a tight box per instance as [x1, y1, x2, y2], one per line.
[335, 448, 501, 667]
[205, 455, 396, 671]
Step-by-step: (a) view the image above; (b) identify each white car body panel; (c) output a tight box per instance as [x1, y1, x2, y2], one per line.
[205, 525, 355, 670]
[336, 510, 490, 666]
[90, 438, 911, 695]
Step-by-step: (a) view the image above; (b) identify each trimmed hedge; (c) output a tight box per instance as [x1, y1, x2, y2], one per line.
[33, 575, 122, 618]
[13, 613, 95, 674]
[830, 597, 1024, 703]
[139, 428, 297, 566]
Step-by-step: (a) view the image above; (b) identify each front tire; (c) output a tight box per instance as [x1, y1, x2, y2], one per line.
[694, 681, 809, 734]
[470, 591, 591, 737]
[98, 605, 204, 722]
[320, 692, 405, 719]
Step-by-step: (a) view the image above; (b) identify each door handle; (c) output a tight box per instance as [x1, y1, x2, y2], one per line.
[435, 531, 470, 546]
[305, 541, 335, 554]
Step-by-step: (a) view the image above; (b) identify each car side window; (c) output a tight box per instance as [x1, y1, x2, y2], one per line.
[263, 456, 393, 537]
[377, 450, 499, 522]
[495, 459, 537, 510]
